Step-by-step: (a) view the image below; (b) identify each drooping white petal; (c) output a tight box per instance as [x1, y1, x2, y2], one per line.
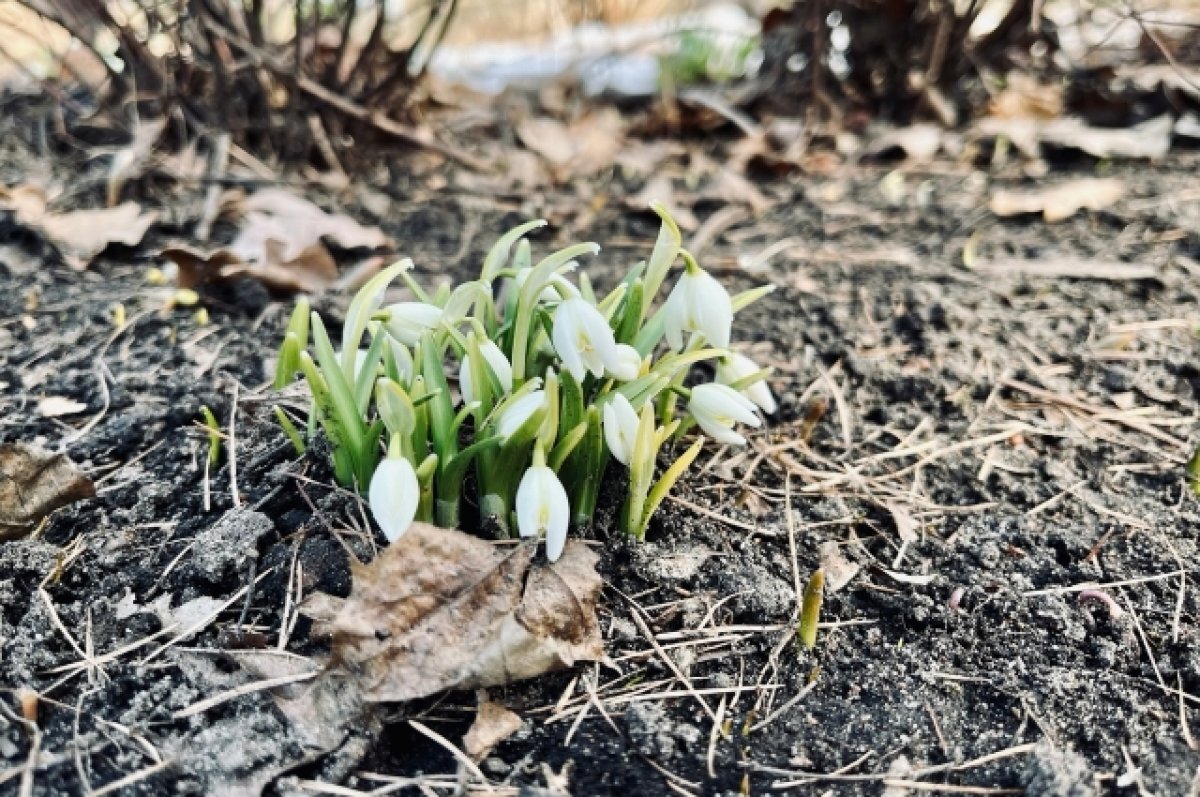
[368, 457, 419, 543]
[552, 298, 619, 382]
[480, 340, 514, 394]
[388, 339, 414, 384]
[382, 302, 443, 345]
[663, 269, 733, 350]
[603, 393, 639, 466]
[689, 270, 733, 348]
[717, 352, 777, 414]
[516, 465, 570, 561]
[605, 343, 642, 382]
[496, 390, 546, 439]
[688, 383, 762, 447]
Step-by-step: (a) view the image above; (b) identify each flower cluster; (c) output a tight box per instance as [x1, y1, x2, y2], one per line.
[274, 205, 776, 560]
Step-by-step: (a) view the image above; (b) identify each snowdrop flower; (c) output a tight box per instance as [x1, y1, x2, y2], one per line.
[368, 456, 419, 542]
[516, 464, 569, 561]
[663, 263, 732, 350]
[688, 383, 761, 446]
[552, 298, 622, 382]
[608, 344, 642, 382]
[459, 340, 513, 404]
[602, 393, 640, 466]
[716, 352, 777, 414]
[382, 302, 442, 345]
[496, 390, 546, 440]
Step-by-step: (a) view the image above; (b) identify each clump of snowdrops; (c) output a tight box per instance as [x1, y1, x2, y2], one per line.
[273, 205, 776, 561]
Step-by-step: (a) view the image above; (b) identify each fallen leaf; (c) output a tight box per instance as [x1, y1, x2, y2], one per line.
[817, 541, 860, 593]
[974, 116, 1172, 161]
[1, 184, 159, 270]
[463, 696, 523, 760]
[703, 166, 772, 215]
[517, 117, 574, 169]
[38, 396, 88, 418]
[987, 74, 1063, 120]
[161, 242, 338, 295]
[863, 124, 946, 163]
[990, 178, 1125, 223]
[163, 188, 390, 293]
[516, 110, 625, 181]
[236, 188, 389, 253]
[304, 522, 604, 702]
[0, 443, 95, 540]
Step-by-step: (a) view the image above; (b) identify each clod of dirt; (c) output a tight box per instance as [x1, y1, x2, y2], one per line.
[303, 523, 604, 702]
[187, 508, 275, 585]
[630, 541, 711, 585]
[623, 701, 702, 759]
[1021, 742, 1098, 797]
[715, 561, 796, 620]
[0, 443, 95, 540]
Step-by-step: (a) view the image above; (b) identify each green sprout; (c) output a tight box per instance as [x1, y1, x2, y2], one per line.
[273, 205, 777, 559]
[199, 405, 221, 465]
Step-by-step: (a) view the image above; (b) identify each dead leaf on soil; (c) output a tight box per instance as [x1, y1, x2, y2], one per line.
[0, 443, 95, 540]
[817, 541, 860, 593]
[974, 116, 1172, 161]
[463, 695, 524, 760]
[161, 242, 338, 295]
[234, 188, 391, 254]
[516, 109, 625, 180]
[990, 178, 1125, 222]
[863, 124, 948, 163]
[1, 184, 159, 270]
[161, 187, 388, 294]
[303, 522, 605, 702]
[987, 74, 1063, 120]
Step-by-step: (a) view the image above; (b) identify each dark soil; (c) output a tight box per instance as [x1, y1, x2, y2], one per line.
[2, 111, 1200, 796]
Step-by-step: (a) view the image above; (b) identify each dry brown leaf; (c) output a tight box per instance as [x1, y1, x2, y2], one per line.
[817, 541, 860, 593]
[517, 117, 575, 169]
[463, 696, 523, 760]
[863, 124, 945, 163]
[0, 443, 95, 540]
[974, 116, 1172, 161]
[516, 110, 625, 181]
[161, 243, 338, 295]
[2, 184, 159, 270]
[704, 167, 772, 215]
[990, 178, 1125, 223]
[234, 188, 390, 254]
[987, 74, 1063, 120]
[304, 522, 604, 702]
